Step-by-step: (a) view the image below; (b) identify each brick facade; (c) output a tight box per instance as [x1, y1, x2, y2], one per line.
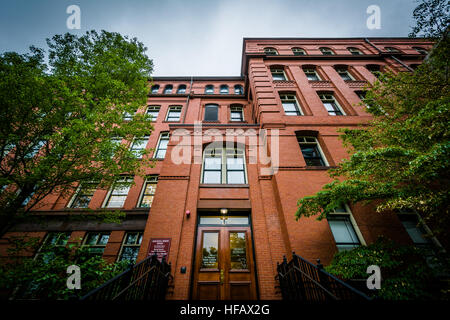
[0, 37, 436, 300]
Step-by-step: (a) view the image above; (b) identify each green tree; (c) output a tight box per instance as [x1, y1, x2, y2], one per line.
[0, 30, 155, 236]
[295, 6, 450, 238]
[325, 237, 446, 300]
[0, 234, 129, 300]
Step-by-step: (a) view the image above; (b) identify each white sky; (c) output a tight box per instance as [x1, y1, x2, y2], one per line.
[0, 0, 419, 76]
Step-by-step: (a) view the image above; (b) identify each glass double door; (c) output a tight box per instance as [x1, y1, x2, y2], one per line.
[192, 221, 257, 300]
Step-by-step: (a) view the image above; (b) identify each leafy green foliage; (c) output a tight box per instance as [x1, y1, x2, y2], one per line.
[0, 235, 129, 300]
[296, 34, 450, 236]
[409, 0, 449, 38]
[0, 30, 155, 235]
[325, 237, 448, 300]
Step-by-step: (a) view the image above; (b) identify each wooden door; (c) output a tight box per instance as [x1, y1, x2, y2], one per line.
[192, 225, 257, 300]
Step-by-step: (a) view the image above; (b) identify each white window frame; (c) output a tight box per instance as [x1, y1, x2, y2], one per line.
[117, 231, 144, 263]
[348, 47, 363, 55]
[280, 93, 303, 116]
[154, 132, 170, 159]
[102, 176, 134, 208]
[328, 204, 366, 251]
[82, 232, 110, 256]
[303, 68, 321, 81]
[292, 47, 306, 55]
[264, 47, 278, 55]
[319, 93, 346, 116]
[129, 136, 150, 159]
[67, 181, 98, 208]
[137, 175, 158, 208]
[165, 106, 182, 122]
[230, 105, 244, 122]
[146, 105, 160, 122]
[297, 136, 329, 166]
[271, 68, 287, 81]
[335, 67, 355, 81]
[319, 47, 334, 55]
[201, 146, 247, 184]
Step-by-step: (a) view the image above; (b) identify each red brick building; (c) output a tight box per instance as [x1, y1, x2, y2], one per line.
[0, 37, 440, 300]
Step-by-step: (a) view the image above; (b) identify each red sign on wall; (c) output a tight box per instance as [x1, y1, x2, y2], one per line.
[147, 238, 171, 262]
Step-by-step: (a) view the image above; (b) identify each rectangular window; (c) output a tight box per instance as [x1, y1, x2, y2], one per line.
[230, 106, 244, 122]
[155, 132, 170, 159]
[328, 215, 361, 251]
[297, 136, 327, 166]
[138, 175, 158, 208]
[118, 232, 143, 263]
[202, 147, 246, 184]
[336, 68, 354, 81]
[104, 177, 133, 208]
[399, 214, 432, 248]
[280, 93, 302, 116]
[271, 69, 287, 81]
[303, 68, 321, 81]
[204, 104, 219, 121]
[83, 232, 110, 256]
[319, 93, 345, 116]
[146, 106, 160, 122]
[69, 182, 98, 208]
[166, 106, 182, 122]
[130, 136, 149, 159]
[25, 140, 46, 159]
[34, 232, 71, 260]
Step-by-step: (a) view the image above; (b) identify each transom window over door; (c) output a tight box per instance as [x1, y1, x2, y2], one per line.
[202, 146, 246, 184]
[204, 104, 219, 121]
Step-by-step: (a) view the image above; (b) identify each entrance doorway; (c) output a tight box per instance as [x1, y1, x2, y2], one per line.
[192, 214, 257, 300]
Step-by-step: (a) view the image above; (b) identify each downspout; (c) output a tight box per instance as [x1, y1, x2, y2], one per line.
[365, 38, 413, 73]
[182, 76, 194, 123]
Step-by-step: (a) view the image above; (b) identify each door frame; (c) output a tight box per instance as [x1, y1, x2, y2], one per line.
[189, 210, 259, 300]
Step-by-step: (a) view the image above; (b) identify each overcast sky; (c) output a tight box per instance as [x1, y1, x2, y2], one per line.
[0, 0, 420, 76]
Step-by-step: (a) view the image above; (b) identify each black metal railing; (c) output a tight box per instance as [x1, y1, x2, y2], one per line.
[81, 254, 172, 301]
[276, 252, 372, 301]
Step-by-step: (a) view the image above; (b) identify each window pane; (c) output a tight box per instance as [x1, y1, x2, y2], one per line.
[155, 149, 166, 159]
[86, 234, 99, 245]
[328, 218, 359, 244]
[400, 217, 430, 244]
[203, 171, 221, 184]
[226, 157, 244, 170]
[140, 195, 154, 207]
[230, 232, 248, 269]
[204, 157, 222, 170]
[119, 247, 139, 262]
[204, 105, 218, 121]
[106, 195, 126, 207]
[227, 171, 245, 184]
[98, 234, 110, 245]
[126, 233, 138, 244]
[201, 232, 219, 269]
[282, 102, 298, 112]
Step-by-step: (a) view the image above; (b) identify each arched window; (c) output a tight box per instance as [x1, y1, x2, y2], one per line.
[292, 47, 306, 55]
[385, 47, 400, 53]
[234, 85, 244, 95]
[177, 84, 187, 94]
[205, 85, 214, 94]
[220, 85, 229, 94]
[163, 85, 173, 94]
[347, 47, 363, 55]
[412, 47, 427, 55]
[264, 47, 278, 55]
[202, 145, 246, 184]
[151, 85, 159, 94]
[319, 47, 335, 55]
